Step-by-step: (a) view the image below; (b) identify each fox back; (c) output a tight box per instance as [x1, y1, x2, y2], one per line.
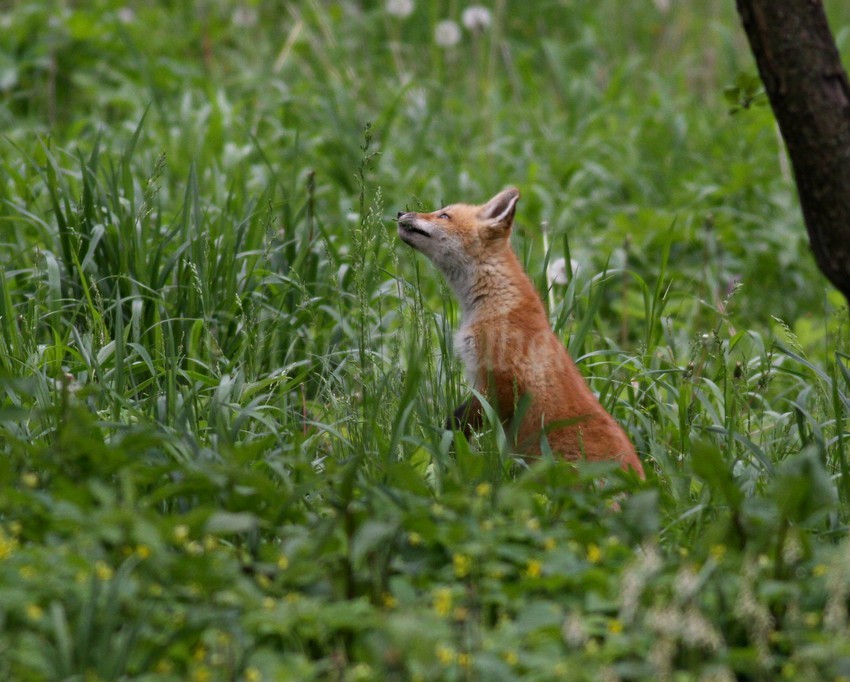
[397, 187, 643, 477]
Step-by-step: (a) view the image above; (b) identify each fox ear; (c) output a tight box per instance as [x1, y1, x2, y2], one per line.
[478, 187, 520, 236]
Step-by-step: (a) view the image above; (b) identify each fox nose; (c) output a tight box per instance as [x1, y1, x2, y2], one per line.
[397, 211, 405, 219]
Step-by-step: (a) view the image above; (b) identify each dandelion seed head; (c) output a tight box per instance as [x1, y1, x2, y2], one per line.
[117, 7, 136, 24]
[434, 20, 461, 47]
[386, 0, 414, 19]
[462, 6, 492, 31]
[547, 257, 581, 285]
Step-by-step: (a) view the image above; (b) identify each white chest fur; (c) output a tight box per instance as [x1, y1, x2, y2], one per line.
[454, 325, 479, 385]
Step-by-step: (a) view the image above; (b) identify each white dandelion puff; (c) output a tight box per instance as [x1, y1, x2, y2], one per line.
[547, 257, 580, 286]
[386, 0, 414, 19]
[117, 7, 136, 24]
[434, 19, 461, 47]
[462, 6, 492, 31]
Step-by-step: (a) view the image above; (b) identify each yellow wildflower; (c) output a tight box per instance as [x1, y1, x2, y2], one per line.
[95, 561, 113, 581]
[475, 482, 492, 497]
[191, 665, 211, 682]
[587, 544, 602, 564]
[453, 553, 472, 578]
[525, 559, 542, 579]
[0, 530, 18, 560]
[436, 644, 456, 666]
[433, 587, 452, 616]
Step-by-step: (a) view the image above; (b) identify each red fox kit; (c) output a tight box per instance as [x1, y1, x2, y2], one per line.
[397, 187, 644, 477]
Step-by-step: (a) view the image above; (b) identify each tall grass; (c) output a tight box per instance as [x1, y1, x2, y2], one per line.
[1, 0, 850, 679]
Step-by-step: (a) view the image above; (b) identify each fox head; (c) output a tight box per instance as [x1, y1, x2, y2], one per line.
[396, 187, 520, 288]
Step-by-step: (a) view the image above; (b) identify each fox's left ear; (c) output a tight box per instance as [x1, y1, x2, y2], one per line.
[479, 187, 520, 238]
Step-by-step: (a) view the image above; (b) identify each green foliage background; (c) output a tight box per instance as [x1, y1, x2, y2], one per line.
[1, 1, 850, 680]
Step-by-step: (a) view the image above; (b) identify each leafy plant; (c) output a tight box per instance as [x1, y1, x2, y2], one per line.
[1, 0, 849, 679]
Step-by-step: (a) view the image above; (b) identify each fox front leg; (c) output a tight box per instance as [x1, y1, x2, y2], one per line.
[446, 395, 483, 436]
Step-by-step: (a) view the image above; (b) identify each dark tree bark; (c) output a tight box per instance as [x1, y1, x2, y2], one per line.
[735, 1, 850, 307]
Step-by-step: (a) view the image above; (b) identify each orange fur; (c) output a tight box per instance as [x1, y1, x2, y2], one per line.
[397, 187, 643, 477]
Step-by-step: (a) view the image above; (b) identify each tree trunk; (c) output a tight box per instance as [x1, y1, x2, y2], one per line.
[735, 0, 850, 307]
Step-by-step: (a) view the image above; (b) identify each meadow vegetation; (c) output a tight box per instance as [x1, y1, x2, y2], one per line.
[1, 1, 850, 679]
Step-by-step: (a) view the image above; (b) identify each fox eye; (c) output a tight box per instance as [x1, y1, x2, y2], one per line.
[438, 213, 450, 220]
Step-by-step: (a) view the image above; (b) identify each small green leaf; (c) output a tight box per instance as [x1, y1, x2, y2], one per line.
[691, 440, 744, 512]
[771, 445, 838, 523]
[351, 520, 397, 565]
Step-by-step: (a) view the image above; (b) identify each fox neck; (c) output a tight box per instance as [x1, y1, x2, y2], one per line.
[440, 246, 531, 320]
